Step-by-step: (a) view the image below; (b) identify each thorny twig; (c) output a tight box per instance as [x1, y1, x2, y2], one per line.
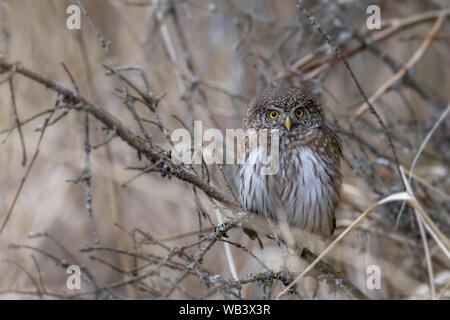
[0, 99, 59, 236]
[296, 0, 405, 190]
[1, 0, 448, 300]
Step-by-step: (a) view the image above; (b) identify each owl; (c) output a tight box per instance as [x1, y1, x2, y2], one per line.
[238, 87, 342, 242]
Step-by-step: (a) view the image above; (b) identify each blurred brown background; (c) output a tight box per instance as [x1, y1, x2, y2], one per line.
[0, 0, 449, 299]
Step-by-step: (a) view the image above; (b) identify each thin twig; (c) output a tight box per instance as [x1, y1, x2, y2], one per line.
[350, 14, 448, 121]
[8, 77, 27, 166]
[277, 191, 414, 299]
[296, 0, 405, 190]
[0, 59, 243, 212]
[0, 99, 59, 236]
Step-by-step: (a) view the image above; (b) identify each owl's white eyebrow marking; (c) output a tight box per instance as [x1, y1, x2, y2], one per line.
[266, 105, 283, 111]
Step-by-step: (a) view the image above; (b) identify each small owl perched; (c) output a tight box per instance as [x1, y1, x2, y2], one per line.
[238, 87, 342, 242]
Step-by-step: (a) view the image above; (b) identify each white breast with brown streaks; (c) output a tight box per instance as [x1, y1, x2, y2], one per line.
[239, 145, 340, 237]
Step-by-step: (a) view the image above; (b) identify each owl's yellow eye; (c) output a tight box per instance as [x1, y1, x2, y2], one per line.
[269, 110, 279, 119]
[295, 108, 304, 118]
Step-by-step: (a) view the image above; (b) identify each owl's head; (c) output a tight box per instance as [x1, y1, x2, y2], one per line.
[244, 87, 325, 132]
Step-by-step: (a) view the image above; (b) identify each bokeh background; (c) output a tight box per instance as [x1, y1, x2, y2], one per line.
[0, 0, 449, 299]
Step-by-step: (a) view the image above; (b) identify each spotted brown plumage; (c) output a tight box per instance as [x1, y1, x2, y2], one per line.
[239, 87, 342, 241]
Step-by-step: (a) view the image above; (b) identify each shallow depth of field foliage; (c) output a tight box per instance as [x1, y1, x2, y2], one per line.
[0, 0, 449, 299]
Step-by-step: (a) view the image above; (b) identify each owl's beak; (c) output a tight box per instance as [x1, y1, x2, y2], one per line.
[284, 116, 291, 131]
